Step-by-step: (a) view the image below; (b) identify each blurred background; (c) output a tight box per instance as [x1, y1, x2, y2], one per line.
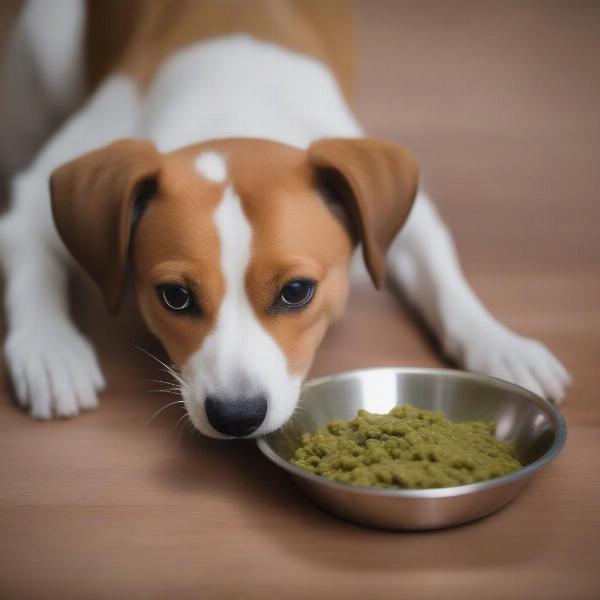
[0, 1, 598, 599]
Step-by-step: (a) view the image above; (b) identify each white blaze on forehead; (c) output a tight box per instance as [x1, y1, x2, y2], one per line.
[194, 151, 227, 182]
[182, 186, 301, 437]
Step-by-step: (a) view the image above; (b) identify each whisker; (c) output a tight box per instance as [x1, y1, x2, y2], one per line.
[143, 400, 186, 431]
[144, 388, 183, 396]
[133, 344, 187, 387]
[170, 411, 189, 437]
[145, 378, 185, 390]
[174, 414, 195, 445]
[158, 366, 187, 388]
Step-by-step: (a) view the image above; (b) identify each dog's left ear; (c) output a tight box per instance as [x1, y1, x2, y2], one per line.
[308, 138, 419, 288]
[50, 139, 162, 314]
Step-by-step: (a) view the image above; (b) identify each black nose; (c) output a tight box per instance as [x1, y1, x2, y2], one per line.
[205, 394, 268, 437]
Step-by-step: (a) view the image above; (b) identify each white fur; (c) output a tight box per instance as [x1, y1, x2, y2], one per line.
[141, 35, 361, 152]
[384, 191, 571, 401]
[194, 151, 227, 183]
[0, 12, 570, 423]
[0, 74, 138, 417]
[182, 186, 301, 437]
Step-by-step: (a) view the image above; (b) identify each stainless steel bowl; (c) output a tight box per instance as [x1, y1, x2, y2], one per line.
[257, 367, 566, 530]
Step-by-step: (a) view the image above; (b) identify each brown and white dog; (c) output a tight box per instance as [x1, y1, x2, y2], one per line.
[0, 0, 569, 437]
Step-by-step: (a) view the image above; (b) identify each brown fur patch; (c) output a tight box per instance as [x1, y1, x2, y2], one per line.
[52, 137, 416, 376]
[131, 148, 227, 366]
[224, 139, 354, 375]
[118, 136, 417, 374]
[85, 0, 354, 101]
[131, 138, 354, 372]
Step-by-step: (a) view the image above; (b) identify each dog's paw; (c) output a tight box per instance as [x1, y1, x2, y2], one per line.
[456, 327, 571, 403]
[4, 321, 105, 418]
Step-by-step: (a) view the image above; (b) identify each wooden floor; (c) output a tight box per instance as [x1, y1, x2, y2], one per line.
[1, 1, 599, 598]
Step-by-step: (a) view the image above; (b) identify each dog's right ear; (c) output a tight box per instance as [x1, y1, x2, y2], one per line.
[50, 139, 162, 314]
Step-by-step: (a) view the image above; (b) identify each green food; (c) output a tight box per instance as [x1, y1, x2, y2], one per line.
[292, 404, 521, 489]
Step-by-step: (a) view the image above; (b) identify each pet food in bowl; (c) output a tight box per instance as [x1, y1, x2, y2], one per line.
[292, 404, 521, 489]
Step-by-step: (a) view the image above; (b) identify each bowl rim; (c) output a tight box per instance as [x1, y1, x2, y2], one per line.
[256, 367, 568, 498]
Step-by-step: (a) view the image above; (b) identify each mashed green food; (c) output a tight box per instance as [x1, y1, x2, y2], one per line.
[292, 404, 520, 489]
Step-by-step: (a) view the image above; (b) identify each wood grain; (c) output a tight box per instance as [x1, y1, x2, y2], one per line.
[1, 1, 599, 598]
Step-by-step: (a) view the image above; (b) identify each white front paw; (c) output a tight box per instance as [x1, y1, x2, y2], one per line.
[4, 321, 105, 418]
[457, 328, 571, 403]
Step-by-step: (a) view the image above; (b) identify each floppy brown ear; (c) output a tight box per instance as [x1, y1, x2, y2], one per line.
[308, 138, 419, 288]
[50, 139, 162, 314]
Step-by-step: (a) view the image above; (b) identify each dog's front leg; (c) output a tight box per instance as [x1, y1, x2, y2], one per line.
[385, 191, 571, 402]
[0, 76, 138, 417]
[0, 212, 105, 418]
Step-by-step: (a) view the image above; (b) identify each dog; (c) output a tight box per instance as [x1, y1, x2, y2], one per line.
[0, 0, 570, 438]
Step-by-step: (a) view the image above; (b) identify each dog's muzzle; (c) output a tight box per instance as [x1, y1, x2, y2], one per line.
[205, 394, 268, 437]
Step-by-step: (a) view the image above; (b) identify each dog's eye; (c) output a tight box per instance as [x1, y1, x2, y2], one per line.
[279, 279, 315, 309]
[157, 285, 197, 313]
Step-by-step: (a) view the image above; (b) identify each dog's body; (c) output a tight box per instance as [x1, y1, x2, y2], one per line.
[0, 0, 569, 436]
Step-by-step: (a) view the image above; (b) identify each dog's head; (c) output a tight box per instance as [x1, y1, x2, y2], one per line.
[50, 138, 418, 437]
